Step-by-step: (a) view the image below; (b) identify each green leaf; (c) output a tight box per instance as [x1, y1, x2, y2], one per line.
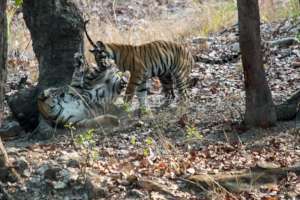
[145, 137, 153, 145]
[130, 136, 136, 145]
[15, 0, 23, 6]
[143, 148, 150, 157]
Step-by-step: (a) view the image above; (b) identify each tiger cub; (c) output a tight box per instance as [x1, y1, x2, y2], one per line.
[84, 21, 194, 108]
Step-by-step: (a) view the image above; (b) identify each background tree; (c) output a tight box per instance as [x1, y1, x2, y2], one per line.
[0, 0, 7, 127]
[7, 0, 84, 131]
[237, 0, 277, 127]
[0, 0, 20, 189]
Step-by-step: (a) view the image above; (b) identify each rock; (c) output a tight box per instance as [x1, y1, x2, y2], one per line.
[44, 167, 61, 181]
[67, 159, 80, 168]
[0, 167, 11, 181]
[37, 164, 49, 175]
[58, 151, 81, 168]
[53, 181, 67, 190]
[29, 176, 42, 187]
[13, 156, 29, 176]
[85, 173, 109, 199]
[126, 189, 146, 199]
[230, 43, 240, 52]
[0, 121, 24, 139]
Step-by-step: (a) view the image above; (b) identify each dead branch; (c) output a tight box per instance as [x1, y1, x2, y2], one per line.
[188, 162, 300, 193]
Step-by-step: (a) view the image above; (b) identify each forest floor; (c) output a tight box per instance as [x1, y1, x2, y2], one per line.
[1, 1, 300, 200]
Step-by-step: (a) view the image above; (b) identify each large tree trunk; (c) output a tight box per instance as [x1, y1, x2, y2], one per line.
[237, 0, 277, 128]
[6, 0, 84, 131]
[0, 0, 7, 127]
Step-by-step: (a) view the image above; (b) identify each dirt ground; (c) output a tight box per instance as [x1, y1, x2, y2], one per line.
[1, 1, 300, 199]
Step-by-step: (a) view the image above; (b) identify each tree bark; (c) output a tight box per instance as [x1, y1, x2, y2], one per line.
[0, 0, 7, 127]
[6, 0, 84, 131]
[237, 0, 277, 127]
[0, 137, 20, 182]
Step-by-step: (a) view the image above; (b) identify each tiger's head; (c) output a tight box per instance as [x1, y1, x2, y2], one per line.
[89, 41, 115, 68]
[37, 87, 88, 126]
[83, 20, 114, 67]
[37, 69, 130, 127]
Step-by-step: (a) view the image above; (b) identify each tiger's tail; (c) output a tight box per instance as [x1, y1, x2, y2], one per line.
[83, 20, 97, 48]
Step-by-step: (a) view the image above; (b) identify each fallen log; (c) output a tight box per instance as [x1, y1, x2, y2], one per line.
[188, 161, 300, 193]
[267, 37, 299, 48]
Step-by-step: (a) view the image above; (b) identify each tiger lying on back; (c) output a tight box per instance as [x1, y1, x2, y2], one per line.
[84, 21, 194, 109]
[38, 53, 130, 127]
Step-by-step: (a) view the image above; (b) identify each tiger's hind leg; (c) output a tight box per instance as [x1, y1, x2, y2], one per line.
[159, 74, 175, 106]
[173, 72, 189, 102]
[136, 79, 150, 108]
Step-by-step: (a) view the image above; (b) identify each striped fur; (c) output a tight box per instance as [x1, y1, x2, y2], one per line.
[37, 53, 130, 127]
[84, 22, 194, 107]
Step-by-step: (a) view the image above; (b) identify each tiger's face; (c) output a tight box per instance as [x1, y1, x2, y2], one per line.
[37, 87, 89, 126]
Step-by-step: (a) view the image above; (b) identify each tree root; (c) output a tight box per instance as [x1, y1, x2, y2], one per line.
[276, 90, 300, 121]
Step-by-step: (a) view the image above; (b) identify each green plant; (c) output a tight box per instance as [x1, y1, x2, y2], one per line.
[130, 135, 137, 145]
[75, 129, 98, 163]
[186, 124, 203, 140]
[122, 102, 132, 113]
[145, 136, 153, 145]
[130, 135, 155, 157]
[139, 106, 151, 116]
[15, 0, 23, 6]
[143, 136, 155, 157]
[75, 129, 96, 149]
[74, 128, 99, 178]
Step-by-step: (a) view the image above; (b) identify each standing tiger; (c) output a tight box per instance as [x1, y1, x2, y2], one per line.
[84, 21, 194, 109]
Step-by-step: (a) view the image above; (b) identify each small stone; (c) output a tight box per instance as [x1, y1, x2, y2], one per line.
[67, 159, 80, 168]
[126, 189, 146, 199]
[37, 164, 49, 175]
[44, 167, 61, 181]
[0, 121, 24, 139]
[230, 42, 240, 52]
[53, 181, 67, 190]
[13, 156, 29, 176]
[23, 169, 31, 177]
[85, 175, 108, 199]
[58, 151, 81, 168]
[135, 120, 144, 127]
[187, 168, 195, 174]
[29, 176, 42, 187]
